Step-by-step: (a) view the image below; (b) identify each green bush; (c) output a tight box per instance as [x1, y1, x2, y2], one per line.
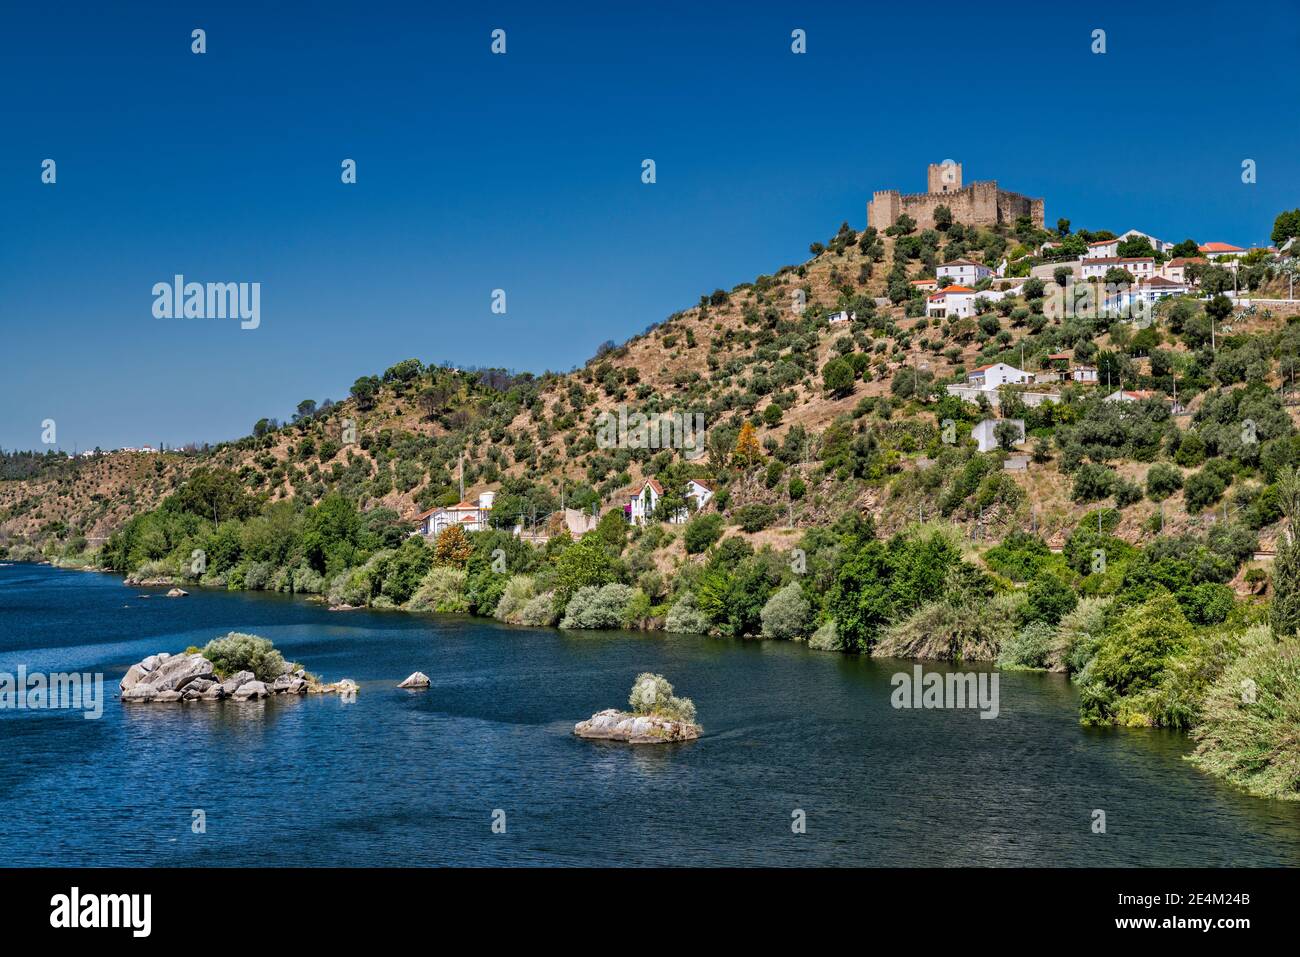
[560, 583, 636, 629]
[1076, 594, 1191, 726]
[628, 672, 697, 723]
[1190, 628, 1300, 800]
[201, 632, 288, 682]
[665, 592, 711, 634]
[998, 621, 1056, 670]
[1145, 463, 1183, 501]
[807, 619, 843, 652]
[732, 503, 777, 532]
[1025, 571, 1078, 625]
[407, 566, 469, 613]
[759, 582, 811, 639]
[491, 574, 536, 622]
[684, 513, 724, 554]
[520, 591, 560, 627]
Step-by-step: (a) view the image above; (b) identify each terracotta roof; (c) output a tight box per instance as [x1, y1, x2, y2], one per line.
[1141, 276, 1185, 287]
[690, 479, 713, 491]
[928, 285, 976, 299]
[940, 259, 986, 268]
[1199, 242, 1244, 253]
[910, 278, 937, 285]
[447, 501, 479, 510]
[1046, 352, 1071, 359]
[642, 478, 665, 495]
[1165, 257, 1207, 267]
[1087, 239, 1118, 246]
[412, 506, 442, 522]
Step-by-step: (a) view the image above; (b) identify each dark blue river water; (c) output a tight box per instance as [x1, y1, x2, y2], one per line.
[2, 562, 1297, 866]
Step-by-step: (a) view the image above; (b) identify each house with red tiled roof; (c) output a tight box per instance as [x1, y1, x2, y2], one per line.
[1084, 238, 1120, 259]
[627, 477, 713, 527]
[412, 491, 496, 537]
[1080, 256, 1156, 282]
[1199, 242, 1246, 260]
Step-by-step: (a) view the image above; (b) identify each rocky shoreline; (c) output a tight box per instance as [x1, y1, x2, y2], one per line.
[119, 651, 357, 703]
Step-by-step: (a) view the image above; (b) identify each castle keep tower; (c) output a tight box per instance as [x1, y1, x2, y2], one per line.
[867, 162, 1043, 232]
[927, 161, 962, 194]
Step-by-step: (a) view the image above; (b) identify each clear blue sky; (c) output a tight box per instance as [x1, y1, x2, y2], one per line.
[2, 1, 1297, 452]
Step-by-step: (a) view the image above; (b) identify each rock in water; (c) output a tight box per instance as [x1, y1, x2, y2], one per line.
[143, 654, 215, 693]
[398, 672, 431, 689]
[232, 680, 268, 700]
[165, 588, 189, 598]
[573, 708, 701, 744]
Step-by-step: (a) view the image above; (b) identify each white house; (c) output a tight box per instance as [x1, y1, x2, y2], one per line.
[967, 362, 1032, 388]
[1071, 365, 1099, 383]
[1084, 238, 1120, 259]
[937, 259, 993, 287]
[972, 418, 1025, 453]
[946, 363, 1047, 409]
[1118, 229, 1175, 254]
[926, 285, 977, 318]
[910, 278, 938, 293]
[627, 478, 713, 526]
[926, 285, 1015, 319]
[1104, 276, 1189, 312]
[1080, 257, 1156, 281]
[413, 491, 496, 538]
[827, 310, 855, 324]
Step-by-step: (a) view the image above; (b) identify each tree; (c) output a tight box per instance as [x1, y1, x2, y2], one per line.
[434, 524, 474, 568]
[760, 582, 812, 639]
[555, 534, 618, 600]
[1056, 218, 1071, 237]
[302, 494, 362, 575]
[993, 420, 1022, 451]
[293, 399, 317, 422]
[170, 468, 259, 522]
[933, 205, 953, 231]
[684, 513, 724, 554]
[350, 375, 380, 411]
[1205, 294, 1233, 326]
[1169, 238, 1199, 259]
[1271, 208, 1300, 245]
[732, 421, 763, 468]
[822, 357, 854, 397]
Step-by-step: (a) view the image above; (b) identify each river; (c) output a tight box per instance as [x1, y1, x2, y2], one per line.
[2, 562, 1297, 866]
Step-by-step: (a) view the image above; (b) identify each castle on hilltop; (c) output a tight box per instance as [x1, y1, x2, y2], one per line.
[867, 162, 1044, 232]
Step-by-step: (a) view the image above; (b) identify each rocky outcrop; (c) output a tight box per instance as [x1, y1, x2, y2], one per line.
[165, 588, 188, 598]
[119, 652, 357, 704]
[397, 672, 430, 689]
[573, 708, 701, 744]
[123, 574, 176, 587]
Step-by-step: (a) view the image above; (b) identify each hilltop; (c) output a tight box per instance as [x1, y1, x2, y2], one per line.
[3, 206, 1297, 565]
